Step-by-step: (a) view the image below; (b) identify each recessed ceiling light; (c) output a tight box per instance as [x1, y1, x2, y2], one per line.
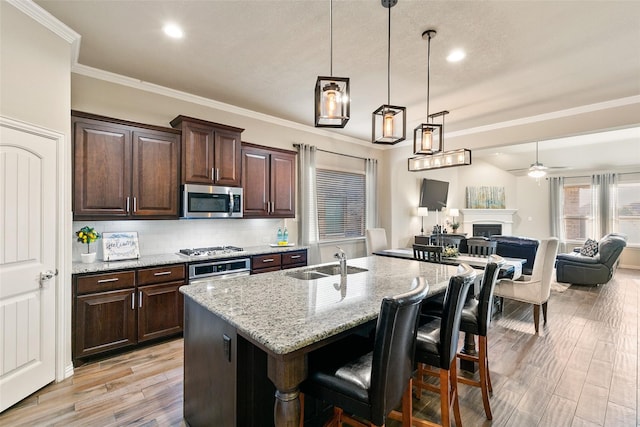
[447, 49, 466, 62]
[163, 23, 183, 39]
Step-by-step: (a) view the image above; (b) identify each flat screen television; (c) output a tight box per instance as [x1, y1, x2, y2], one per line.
[419, 178, 449, 211]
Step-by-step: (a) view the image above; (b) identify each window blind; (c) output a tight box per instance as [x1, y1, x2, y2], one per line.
[316, 169, 365, 240]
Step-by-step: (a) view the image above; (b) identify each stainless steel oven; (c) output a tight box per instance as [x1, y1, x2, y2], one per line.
[182, 184, 243, 219]
[188, 258, 251, 283]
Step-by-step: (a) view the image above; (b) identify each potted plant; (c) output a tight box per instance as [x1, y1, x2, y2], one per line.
[76, 226, 100, 263]
[446, 220, 460, 233]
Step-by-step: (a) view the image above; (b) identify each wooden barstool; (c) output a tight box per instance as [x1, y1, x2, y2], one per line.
[456, 257, 502, 420]
[389, 264, 477, 427]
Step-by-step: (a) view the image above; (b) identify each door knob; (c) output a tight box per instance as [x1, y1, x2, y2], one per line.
[40, 269, 58, 287]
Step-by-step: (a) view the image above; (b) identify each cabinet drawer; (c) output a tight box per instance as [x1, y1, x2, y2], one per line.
[282, 250, 307, 268]
[137, 264, 186, 285]
[251, 253, 282, 271]
[76, 271, 135, 295]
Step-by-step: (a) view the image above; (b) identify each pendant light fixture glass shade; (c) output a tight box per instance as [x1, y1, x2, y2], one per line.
[372, 0, 406, 144]
[314, 0, 350, 128]
[315, 76, 350, 127]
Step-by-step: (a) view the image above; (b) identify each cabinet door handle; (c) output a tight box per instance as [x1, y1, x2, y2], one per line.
[290, 255, 301, 259]
[126, 197, 130, 213]
[131, 292, 135, 310]
[97, 278, 119, 284]
[154, 271, 172, 276]
[133, 197, 137, 213]
[216, 168, 220, 181]
[211, 168, 215, 181]
[262, 258, 274, 263]
[139, 291, 143, 308]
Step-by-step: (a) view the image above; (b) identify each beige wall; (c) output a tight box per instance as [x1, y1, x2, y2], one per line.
[1, 1, 74, 378]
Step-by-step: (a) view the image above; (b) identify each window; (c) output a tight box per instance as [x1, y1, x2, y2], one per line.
[616, 180, 640, 244]
[562, 182, 593, 241]
[316, 169, 365, 240]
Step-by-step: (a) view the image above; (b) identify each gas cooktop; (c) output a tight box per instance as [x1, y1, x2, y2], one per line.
[178, 246, 244, 257]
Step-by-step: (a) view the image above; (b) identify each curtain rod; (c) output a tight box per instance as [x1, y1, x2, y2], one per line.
[293, 144, 372, 161]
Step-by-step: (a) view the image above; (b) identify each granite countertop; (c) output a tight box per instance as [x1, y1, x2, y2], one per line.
[72, 244, 309, 275]
[180, 256, 462, 355]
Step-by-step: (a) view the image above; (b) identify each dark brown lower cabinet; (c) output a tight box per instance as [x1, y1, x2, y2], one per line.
[74, 288, 137, 359]
[138, 282, 184, 342]
[73, 264, 185, 364]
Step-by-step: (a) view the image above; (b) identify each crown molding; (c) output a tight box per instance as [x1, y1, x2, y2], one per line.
[71, 64, 375, 148]
[7, 0, 81, 65]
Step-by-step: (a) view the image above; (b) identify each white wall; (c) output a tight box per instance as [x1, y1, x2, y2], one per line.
[1, 1, 74, 379]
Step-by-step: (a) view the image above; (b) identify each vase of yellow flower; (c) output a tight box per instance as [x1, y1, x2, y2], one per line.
[76, 226, 100, 263]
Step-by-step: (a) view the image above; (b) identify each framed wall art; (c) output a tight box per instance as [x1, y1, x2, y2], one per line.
[102, 231, 140, 261]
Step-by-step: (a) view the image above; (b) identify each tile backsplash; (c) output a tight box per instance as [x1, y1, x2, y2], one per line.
[72, 218, 290, 262]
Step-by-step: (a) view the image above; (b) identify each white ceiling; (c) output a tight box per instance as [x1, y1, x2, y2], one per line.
[35, 0, 640, 173]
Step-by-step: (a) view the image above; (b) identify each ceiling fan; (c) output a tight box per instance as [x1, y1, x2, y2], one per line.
[507, 141, 567, 177]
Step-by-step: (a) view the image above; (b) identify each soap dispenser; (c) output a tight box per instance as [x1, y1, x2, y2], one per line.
[283, 227, 289, 244]
[277, 227, 283, 244]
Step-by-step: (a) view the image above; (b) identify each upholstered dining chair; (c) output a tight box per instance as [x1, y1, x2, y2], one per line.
[366, 228, 388, 255]
[390, 264, 477, 427]
[494, 237, 559, 333]
[300, 277, 428, 427]
[413, 244, 443, 263]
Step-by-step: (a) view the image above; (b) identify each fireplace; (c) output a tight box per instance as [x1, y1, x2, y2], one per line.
[460, 209, 517, 236]
[473, 224, 502, 237]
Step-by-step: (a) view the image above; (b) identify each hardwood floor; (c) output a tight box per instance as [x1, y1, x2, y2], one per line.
[1, 268, 637, 426]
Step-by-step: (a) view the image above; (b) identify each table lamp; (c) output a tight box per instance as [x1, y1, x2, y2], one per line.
[417, 207, 429, 235]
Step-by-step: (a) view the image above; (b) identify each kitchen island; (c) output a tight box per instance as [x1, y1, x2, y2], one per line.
[180, 255, 460, 427]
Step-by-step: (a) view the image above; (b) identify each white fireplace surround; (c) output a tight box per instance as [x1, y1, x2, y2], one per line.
[460, 209, 518, 236]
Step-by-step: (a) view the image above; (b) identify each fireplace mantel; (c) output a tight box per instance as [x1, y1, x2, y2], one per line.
[460, 209, 518, 235]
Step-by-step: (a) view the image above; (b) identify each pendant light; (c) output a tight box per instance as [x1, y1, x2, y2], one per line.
[372, 0, 406, 144]
[315, 0, 350, 128]
[414, 29, 443, 154]
[408, 28, 472, 171]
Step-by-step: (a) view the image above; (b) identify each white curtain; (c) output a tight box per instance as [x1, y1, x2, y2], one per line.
[549, 177, 566, 252]
[592, 173, 618, 238]
[296, 143, 321, 265]
[365, 158, 378, 229]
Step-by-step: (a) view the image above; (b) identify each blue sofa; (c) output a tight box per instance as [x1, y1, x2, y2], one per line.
[488, 235, 540, 275]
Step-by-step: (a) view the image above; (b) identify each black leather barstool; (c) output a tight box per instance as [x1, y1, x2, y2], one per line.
[300, 277, 429, 427]
[391, 264, 476, 427]
[456, 258, 502, 420]
[413, 244, 443, 263]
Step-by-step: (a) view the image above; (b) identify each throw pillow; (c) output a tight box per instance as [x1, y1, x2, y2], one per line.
[580, 238, 599, 257]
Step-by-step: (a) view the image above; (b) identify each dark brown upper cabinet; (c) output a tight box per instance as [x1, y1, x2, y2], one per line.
[72, 111, 180, 220]
[170, 115, 243, 187]
[242, 143, 296, 218]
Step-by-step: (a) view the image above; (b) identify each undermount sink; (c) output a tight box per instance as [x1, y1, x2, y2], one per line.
[285, 264, 368, 280]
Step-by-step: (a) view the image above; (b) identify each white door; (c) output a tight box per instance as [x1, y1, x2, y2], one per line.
[0, 122, 57, 412]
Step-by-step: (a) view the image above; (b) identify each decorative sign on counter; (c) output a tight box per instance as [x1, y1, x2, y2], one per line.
[102, 231, 140, 261]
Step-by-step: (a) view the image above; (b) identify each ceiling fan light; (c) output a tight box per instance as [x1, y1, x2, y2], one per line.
[528, 165, 547, 178]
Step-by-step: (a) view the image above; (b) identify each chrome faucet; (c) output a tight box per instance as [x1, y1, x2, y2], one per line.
[334, 246, 347, 276]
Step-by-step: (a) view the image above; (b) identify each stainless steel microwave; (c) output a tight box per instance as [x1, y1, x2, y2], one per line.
[181, 184, 243, 218]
